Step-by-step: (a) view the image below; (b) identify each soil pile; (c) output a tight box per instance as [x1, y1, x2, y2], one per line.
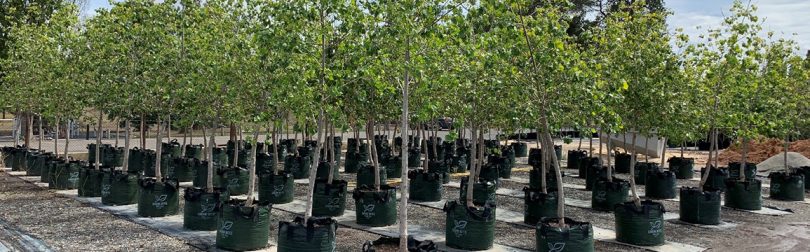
[718, 138, 810, 165]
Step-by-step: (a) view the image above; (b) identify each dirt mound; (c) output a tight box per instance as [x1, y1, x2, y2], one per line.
[717, 138, 810, 165]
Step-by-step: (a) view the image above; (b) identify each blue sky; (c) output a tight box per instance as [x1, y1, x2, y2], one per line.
[80, 0, 809, 53]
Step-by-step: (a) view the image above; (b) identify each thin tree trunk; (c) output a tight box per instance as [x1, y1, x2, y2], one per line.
[540, 127, 547, 194]
[739, 137, 748, 182]
[25, 112, 32, 148]
[95, 111, 103, 170]
[699, 128, 717, 191]
[140, 114, 145, 149]
[588, 129, 593, 158]
[598, 130, 603, 163]
[273, 123, 280, 174]
[202, 126, 208, 160]
[466, 127, 478, 208]
[207, 125, 216, 192]
[660, 137, 667, 168]
[304, 111, 326, 225]
[474, 130, 485, 181]
[784, 136, 789, 173]
[232, 125, 239, 167]
[422, 127, 429, 171]
[182, 127, 188, 157]
[38, 114, 43, 150]
[245, 129, 260, 206]
[629, 132, 641, 207]
[644, 137, 649, 162]
[54, 118, 59, 157]
[167, 115, 171, 140]
[607, 133, 613, 182]
[122, 120, 131, 172]
[154, 117, 163, 179]
[369, 120, 380, 190]
[115, 120, 120, 148]
[13, 110, 19, 147]
[64, 120, 71, 158]
[680, 141, 685, 158]
[399, 55, 411, 250]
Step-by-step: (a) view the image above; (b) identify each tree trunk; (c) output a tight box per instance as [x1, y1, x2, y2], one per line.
[54, 118, 59, 157]
[230, 123, 237, 142]
[167, 115, 172, 140]
[660, 137, 667, 168]
[422, 127, 429, 171]
[699, 128, 716, 191]
[607, 133, 613, 182]
[140, 114, 146, 149]
[588, 129, 593, 158]
[25, 112, 32, 148]
[303, 112, 326, 225]
[95, 111, 103, 170]
[466, 127, 478, 208]
[13, 111, 19, 147]
[644, 137, 649, 162]
[182, 126, 188, 157]
[206, 124, 216, 192]
[369, 120, 380, 190]
[245, 129, 260, 206]
[122, 120, 131, 172]
[154, 117, 163, 179]
[273, 123, 280, 174]
[399, 54, 410, 250]
[540, 126, 547, 194]
[38, 114, 43, 150]
[739, 137, 748, 182]
[628, 132, 641, 207]
[784, 136, 789, 173]
[598, 130, 603, 164]
[232, 125, 239, 168]
[115, 120, 120, 148]
[64, 120, 71, 158]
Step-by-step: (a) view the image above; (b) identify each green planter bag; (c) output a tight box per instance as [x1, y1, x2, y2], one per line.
[385, 156, 403, 179]
[278, 217, 337, 252]
[728, 162, 757, 180]
[357, 164, 387, 187]
[313, 179, 348, 217]
[353, 185, 398, 227]
[183, 187, 229, 231]
[286, 155, 312, 179]
[427, 160, 450, 184]
[800, 166, 810, 190]
[530, 168, 561, 192]
[529, 148, 543, 167]
[42, 158, 64, 183]
[143, 150, 172, 178]
[408, 170, 444, 202]
[103, 147, 125, 167]
[724, 178, 762, 210]
[88, 143, 106, 165]
[192, 160, 223, 188]
[444, 200, 495, 250]
[614, 200, 666, 246]
[137, 177, 180, 217]
[184, 144, 204, 159]
[566, 150, 586, 171]
[614, 153, 631, 173]
[344, 151, 368, 174]
[488, 155, 512, 179]
[221, 167, 250, 196]
[25, 152, 40, 176]
[768, 171, 804, 201]
[212, 147, 229, 167]
[162, 139, 182, 158]
[644, 170, 677, 199]
[258, 172, 295, 204]
[591, 178, 630, 212]
[78, 166, 107, 197]
[49, 160, 82, 190]
[255, 152, 277, 175]
[634, 162, 659, 186]
[316, 161, 340, 181]
[407, 148, 421, 168]
[585, 165, 607, 191]
[27, 152, 53, 176]
[512, 142, 528, 158]
[700, 167, 729, 191]
[449, 154, 468, 173]
[668, 157, 694, 179]
[679, 187, 721, 225]
[171, 157, 195, 182]
[128, 148, 145, 174]
[580, 157, 601, 179]
[216, 199, 272, 251]
[12, 148, 29, 171]
[536, 217, 594, 252]
[477, 163, 500, 185]
[459, 177, 497, 206]
[101, 171, 139, 205]
[523, 188, 558, 225]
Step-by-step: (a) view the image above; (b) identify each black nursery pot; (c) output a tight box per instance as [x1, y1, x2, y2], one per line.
[78, 166, 107, 197]
[183, 187, 229, 231]
[49, 160, 82, 190]
[353, 185, 398, 227]
[221, 167, 250, 196]
[184, 144, 204, 159]
[409, 170, 444, 202]
[171, 157, 195, 182]
[285, 153, 312, 179]
[614, 153, 631, 173]
[728, 162, 757, 180]
[529, 168, 561, 192]
[192, 160, 224, 188]
[312, 179, 348, 217]
[216, 199, 272, 251]
[679, 187, 721, 225]
[700, 167, 729, 191]
[668, 157, 695, 179]
[567, 150, 587, 171]
[101, 170, 140, 206]
[137, 177, 180, 217]
[724, 178, 762, 210]
[357, 164, 387, 187]
[536, 217, 594, 252]
[585, 165, 607, 191]
[277, 217, 338, 252]
[579, 157, 601, 179]
[344, 144, 369, 174]
[614, 200, 666, 246]
[800, 166, 810, 190]
[768, 171, 805, 201]
[444, 200, 496, 251]
[385, 156, 403, 179]
[316, 161, 340, 181]
[529, 148, 543, 167]
[259, 171, 295, 204]
[459, 177, 497, 206]
[512, 142, 529, 158]
[427, 160, 450, 184]
[591, 178, 630, 212]
[644, 170, 677, 199]
[523, 188, 558, 225]
[407, 148, 421, 168]
[634, 162, 660, 185]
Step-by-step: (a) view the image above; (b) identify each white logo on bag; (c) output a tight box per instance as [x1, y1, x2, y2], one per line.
[229, 178, 240, 188]
[101, 184, 111, 197]
[198, 200, 217, 219]
[452, 220, 468, 237]
[548, 242, 566, 252]
[648, 219, 663, 236]
[68, 172, 79, 183]
[272, 185, 285, 197]
[220, 221, 234, 238]
[153, 194, 168, 209]
[362, 204, 376, 218]
[595, 191, 606, 202]
[326, 197, 341, 211]
[771, 183, 780, 193]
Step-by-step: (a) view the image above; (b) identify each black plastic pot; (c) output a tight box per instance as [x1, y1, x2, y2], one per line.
[614, 153, 631, 173]
[357, 164, 387, 187]
[316, 161, 340, 181]
[78, 166, 107, 197]
[800, 166, 810, 190]
[88, 143, 106, 165]
[312, 179, 348, 217]
[183, 187, 229, 231]
[345, 147, 369, 174]
[258, 172, 295, 204]
[591, 178, 630, 212]
[444, 200, 496, 251]
[143, 150, 172, 178]
[216, 199, 272, 251]
[700, 167, 729, 191]
[184, 144, 204, 159]
[728, 162, 757, 180]
[137, 177, 180, 217]
[529, 168, 560, 192]
[128, 148, 145, 174]
[585, 165, 607, 191]
[162, 139, 182, 158]
[221, 167, 250, 196]
[512, 142, 529, 158]
[477, 163, 500, 185]
[101, 170, 139, 206]
[724, 178, 762, 210]
[459, 177, 497, 206]
[285, 154, 312, 179]
[679, 187, 721, 225]
[49, 160, 82, 190]
[385, 156, 403, 179]
[211, 147, 229, 166]
[192, 160, 224, 188]
[278, 217, 337, 252]
[668, 157, 695, 179]
[448, 154, 468, 173]
[27, 152, 53, 176]
[567, 150, 587, 171]
[42, 158, 64, 184]
[524, 188, 558, 225]
[529, 148, 543, 167]
[634, 162, 660, 185]
[11, 147, 29, 171]
[353, 185, 398, 227]
[769, 171, 804, 201]
[579, 157, 601, 179]
[536, 217, 594, 252]
[254, 152, 277, 175]
[102, 146, 125, 167]
[644, 170, 677, 199]
[407, 148, 421, 168]
[614, 200, 666, 246]
[427, 160, 450, 184]
[171, 157, 195, 182]
[409, 170, 444, 202]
